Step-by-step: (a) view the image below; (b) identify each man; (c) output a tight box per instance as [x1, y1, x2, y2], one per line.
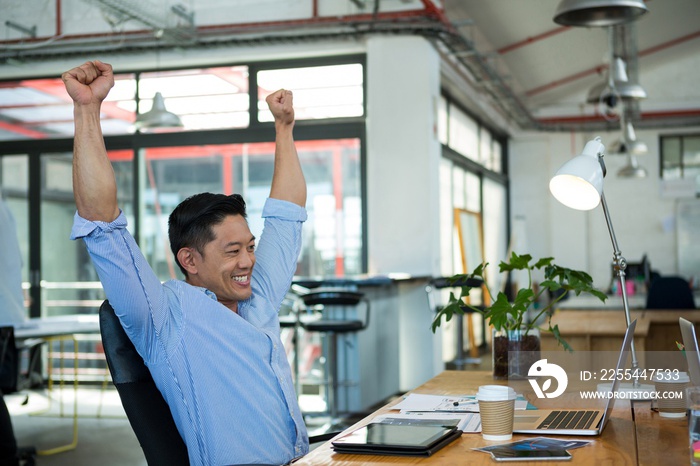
[0, 193, 26, 327]
[0, 193, 23, 466]
[62, 60, 309, 465]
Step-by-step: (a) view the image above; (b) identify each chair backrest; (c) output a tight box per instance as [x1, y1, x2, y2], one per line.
[99, 301, 189, 466]
[300, 290, 370, 330]
[0, 326, 42, 394]
[425, 276, 483, 313]
[646, 276, 696, 309]
[0, 326, 19, 394]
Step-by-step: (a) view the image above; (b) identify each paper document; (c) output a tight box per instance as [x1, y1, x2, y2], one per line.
[372, 412, 482, 433]
[392, 393, 529, 413]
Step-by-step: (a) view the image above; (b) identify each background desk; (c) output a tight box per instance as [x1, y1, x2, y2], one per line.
[297, 371, 651, 465]
[13, 315, 100, 340]
[291, 274, 440, 414]
[10, 315, 100, 455]
[542, 309, 700, 353]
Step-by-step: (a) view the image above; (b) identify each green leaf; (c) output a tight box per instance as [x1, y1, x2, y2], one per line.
[499, 252, 532, 272]
[534, 257, 554, 269]
[550, 324, 573, 353]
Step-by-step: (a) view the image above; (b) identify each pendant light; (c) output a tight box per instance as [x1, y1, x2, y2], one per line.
[617, 154, 648, 178]
[135, 34, 183, 130]
[135, 92, 183, 130]
[553, 0, 649, 27]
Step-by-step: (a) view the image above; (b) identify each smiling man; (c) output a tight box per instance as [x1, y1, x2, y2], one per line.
[63, 60, 308, 465]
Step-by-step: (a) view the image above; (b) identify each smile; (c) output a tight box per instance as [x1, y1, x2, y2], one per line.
[233, 275, 248, 283]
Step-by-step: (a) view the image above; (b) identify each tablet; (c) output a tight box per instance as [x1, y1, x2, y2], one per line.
[490, 449, 572, 461]
[331, 422, 461, 456]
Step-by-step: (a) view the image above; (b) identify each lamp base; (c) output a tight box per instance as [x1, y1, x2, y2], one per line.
[597, 382, 655, 400]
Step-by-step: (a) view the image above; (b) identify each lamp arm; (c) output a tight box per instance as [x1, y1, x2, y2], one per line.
[600, 192, 642, 386]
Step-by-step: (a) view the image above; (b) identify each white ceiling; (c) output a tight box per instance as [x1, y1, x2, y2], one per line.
[0, 0, 699, 133]
[442, 0, 700, 130]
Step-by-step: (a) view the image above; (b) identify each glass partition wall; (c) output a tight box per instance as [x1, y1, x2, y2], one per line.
[437, 93, 509, 364]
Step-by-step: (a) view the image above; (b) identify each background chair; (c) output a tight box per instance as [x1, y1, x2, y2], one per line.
[297, 290, 370, 430]
[99, 301, 189, 466]
[0, 326, 42, 465]
[646, 276, 696, 309]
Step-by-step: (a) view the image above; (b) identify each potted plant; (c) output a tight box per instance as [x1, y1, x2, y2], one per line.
[431, 252, 607, 379]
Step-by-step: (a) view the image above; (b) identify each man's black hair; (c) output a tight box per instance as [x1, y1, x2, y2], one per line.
[168, 193, 247, 276]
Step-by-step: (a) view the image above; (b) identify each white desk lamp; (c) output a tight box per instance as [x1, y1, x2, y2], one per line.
[549, 137, 653, 394]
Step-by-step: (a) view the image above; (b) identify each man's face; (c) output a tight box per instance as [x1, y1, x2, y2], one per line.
[185, 214, 256, 311]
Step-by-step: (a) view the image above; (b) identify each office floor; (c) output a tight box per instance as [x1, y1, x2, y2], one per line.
[6, 350, 491, 466]
[7, 386, 145, 466]
[6, 385, 374, 465]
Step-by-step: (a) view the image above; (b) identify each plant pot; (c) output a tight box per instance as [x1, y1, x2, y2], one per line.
[492, 327, 541, 380]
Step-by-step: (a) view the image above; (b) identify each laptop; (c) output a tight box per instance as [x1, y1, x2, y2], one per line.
[512, 319, 636, 436]
[679, 317, 700, 386]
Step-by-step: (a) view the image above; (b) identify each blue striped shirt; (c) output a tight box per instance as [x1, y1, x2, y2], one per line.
[71, 197, 309, 466]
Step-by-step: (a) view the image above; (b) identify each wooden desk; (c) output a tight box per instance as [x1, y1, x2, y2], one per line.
[296, 371, 643, 465]
[632, 400, 689, 466]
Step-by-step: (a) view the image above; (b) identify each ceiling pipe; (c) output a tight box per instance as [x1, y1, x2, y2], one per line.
[0, 6, 432, 47]
[526, 28, 700, 97]
[537, 108, 700, 129]
[497, 26, 569, 55]
[1, 0, 699, 132]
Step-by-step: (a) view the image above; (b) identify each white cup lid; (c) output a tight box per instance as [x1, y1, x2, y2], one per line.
[654, 371, 689, 383]
[475, 385, 517, 401]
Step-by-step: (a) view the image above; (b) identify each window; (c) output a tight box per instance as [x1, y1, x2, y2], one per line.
[139, 66, 250, 130]
[0, 56, 366, 319]
[139, 139, 362, 280]
[448, 105, 478, 162]
[256, 63, 363, 122]
[437, 93, 509, 363]
[660, 134, 700, 195]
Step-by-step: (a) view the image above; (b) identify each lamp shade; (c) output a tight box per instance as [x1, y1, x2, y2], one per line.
[135, 92, 183, 129]
[549, 138, 605, 211]
[586, 80, 647, 105]
[553, 0, 649, 27]
[609, 139, 648, 156]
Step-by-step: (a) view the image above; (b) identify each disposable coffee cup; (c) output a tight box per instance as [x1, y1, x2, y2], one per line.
[476, 385, 517, 441]
[654, 371, 689, 418]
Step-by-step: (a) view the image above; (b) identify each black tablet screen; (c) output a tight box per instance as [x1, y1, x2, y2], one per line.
[332, 423, 455, 449]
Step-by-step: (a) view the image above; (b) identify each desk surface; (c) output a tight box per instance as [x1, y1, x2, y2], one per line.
[297, 371, 647, 465]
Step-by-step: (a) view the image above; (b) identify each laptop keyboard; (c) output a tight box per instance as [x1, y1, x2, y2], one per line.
[537, 410, 598, 430]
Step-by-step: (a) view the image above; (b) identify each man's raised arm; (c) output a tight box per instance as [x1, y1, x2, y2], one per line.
[62, 60, 120, 222]
[266, 89, 307, 208]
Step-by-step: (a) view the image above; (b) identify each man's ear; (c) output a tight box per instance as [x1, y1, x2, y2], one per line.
[177, 247, 198, 275]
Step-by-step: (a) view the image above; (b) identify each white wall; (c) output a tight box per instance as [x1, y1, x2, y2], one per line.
[509, 128, 696, 293]
[365, 35, 445, 390]
[365, 35, 442, 277]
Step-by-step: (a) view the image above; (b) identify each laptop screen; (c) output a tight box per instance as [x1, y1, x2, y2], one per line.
[680, 317, 700, 386]
[597, 319, 636, 429]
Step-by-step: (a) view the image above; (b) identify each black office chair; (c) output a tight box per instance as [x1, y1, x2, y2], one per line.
[99, 300, 337, 466]
[646, 276, 696, 309]
[98, 301, 189, 466]
[0, 326, 43, 466]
